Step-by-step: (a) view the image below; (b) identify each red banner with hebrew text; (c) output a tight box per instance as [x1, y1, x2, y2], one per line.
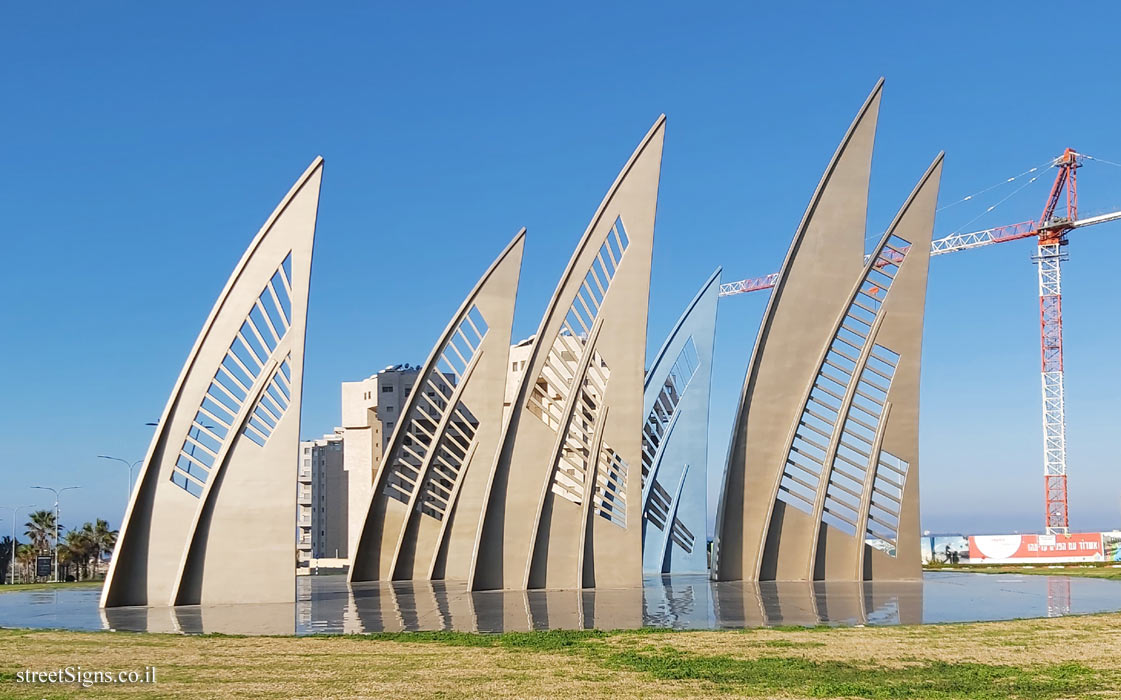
[968, 533, 1104, 563]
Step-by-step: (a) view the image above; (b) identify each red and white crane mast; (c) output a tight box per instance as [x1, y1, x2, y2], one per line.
[1035, 148, 1079, 535]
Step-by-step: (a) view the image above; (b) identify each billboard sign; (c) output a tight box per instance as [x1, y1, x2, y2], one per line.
[1103, 532, 1121, 562]
[36, 556, 52, 578]
[968, 532, 1104, 563]
[921, 535, 969, 564]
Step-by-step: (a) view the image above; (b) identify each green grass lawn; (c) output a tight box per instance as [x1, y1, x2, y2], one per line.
[3, 613, 1121, 698]
[0, 581, 103, 594]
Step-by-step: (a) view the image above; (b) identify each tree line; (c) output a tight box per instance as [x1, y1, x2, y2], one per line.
[0, 510, 118, 584]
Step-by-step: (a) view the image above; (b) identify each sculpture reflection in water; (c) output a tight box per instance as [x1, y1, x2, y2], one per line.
[100, 599, 299, 636]
[332, 582, 646, 633]
[100, 577, 921, 634]
[712, 580, 922, 628]
[1047, 577, 1071, 617]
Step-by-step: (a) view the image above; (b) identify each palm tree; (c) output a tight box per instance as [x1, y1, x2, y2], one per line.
[65, 525, 102, 578]
[24, 510, 57, 554]
[90, 520, 117, 578]
[0, 536, 13, 584]
[56, 540, 75, 581]
[61, 527, 96, 581]
[16, 544, 35, 583]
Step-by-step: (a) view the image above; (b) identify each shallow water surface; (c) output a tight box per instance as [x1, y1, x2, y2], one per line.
[0, 571, 1116, 635]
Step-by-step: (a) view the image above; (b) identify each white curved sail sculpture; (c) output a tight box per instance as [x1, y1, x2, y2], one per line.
[472, 117, 665, 591]
[349, 231, 525, 583]
[102, 158, 323, 607]
[641, 268, 720, 575]
[713, 80, 942, 581]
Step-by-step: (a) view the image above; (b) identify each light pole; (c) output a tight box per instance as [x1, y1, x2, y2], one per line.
[30, 486, 81, 583]
[0, 505, 33, 585]
[97, 455, 142, 501]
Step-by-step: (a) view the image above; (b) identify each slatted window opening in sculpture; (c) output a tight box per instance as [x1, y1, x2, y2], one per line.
[645, 480, 672, 532]
[416, 401, 479, 521]
[777, 233, 910, 516]
[243, 356, 293, 447]
[640, 336, 699, 488]
[551, 353, 611, 505]
[527, 335, 581, 431]
[861, 343, 906, 552]
[670, 513, 696, 554]
[868, 449, 909, 553]
[593, 444, 628, 528]
[383, 305, 488, 506]
[527, 218, 629, 432]
[821, 344, 900, 535]
[171, 256, 294, 498]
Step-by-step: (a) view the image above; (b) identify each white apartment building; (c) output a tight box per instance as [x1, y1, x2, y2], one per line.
[505, 336, 534, 418]
[297, 444, 314, 565]
[340, 373, 379, 563]
[297, 365, 422, 567]
[300, 353, 535, 570]
[299, 430, 346, 564]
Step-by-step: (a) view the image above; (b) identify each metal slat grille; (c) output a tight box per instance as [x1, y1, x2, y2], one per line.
[777, 235, 910, 518]
[383, 306, 488, 507]
[171, 255, 294, 498]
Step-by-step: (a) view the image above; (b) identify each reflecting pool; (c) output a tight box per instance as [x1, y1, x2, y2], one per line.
[0, 571, 1117, 636]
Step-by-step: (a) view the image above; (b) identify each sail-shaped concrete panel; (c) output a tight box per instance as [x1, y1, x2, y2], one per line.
[713, 82, 881, 582]
[713, 80, 943, 582]
[759, 155, 942, 581]
[472, 117, 665, 591]
[845, 156, 941, 580]
[349, 231, 526, 583]
[641, 268, 720, 575]
[102, 158, 323, 607]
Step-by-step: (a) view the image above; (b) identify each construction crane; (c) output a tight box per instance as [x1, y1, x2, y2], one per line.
[719, 150, 1121, 535]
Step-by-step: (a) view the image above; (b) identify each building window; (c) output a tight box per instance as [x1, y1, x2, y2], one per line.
[382, 386, 394, 393]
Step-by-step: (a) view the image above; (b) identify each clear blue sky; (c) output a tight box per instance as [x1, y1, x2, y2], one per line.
[3, 2, 1121, 540]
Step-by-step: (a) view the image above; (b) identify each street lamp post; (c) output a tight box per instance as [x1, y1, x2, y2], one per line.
[0, 505, 33, 585]
[29, 486, 81, 583]
[97, 455, 142, 501]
